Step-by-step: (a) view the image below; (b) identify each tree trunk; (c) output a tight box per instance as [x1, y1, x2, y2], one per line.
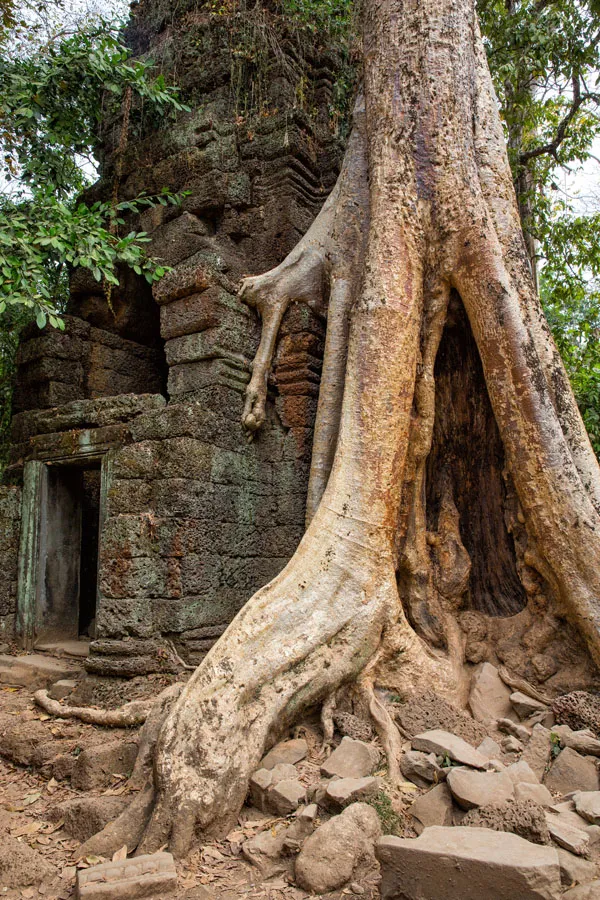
[88, 0, 600, 859]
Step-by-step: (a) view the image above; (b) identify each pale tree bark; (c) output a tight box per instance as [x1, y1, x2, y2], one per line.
[84, 0, 600, 859]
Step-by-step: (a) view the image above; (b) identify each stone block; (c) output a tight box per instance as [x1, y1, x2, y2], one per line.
[446, 767, 515, 810]
[76, 852, 176, 899]
[57, 795, 128, 841]
[295, 803, 381, 895]
[321, 736, 380, 779]
[546, 813, 590, 856]
[259, 738, 308, 770]
[573, 790, 600, 825]
[400, 750, 446, 788]
[545, 748, 600, 795]
[0, 654, 79, 690]
[324, 776, 380, 809]
[71, 739, 139, 790]
[48, 679, 77, 701]
[511, 691, 550, 720]
[377, 827, 562, 900]
[515, 782, 554, 807]
[411, 730, 487, 769]
[409, 783, 454, 834]
[523, 724, 553, 781]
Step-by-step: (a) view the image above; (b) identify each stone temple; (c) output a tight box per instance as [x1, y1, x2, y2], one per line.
[0, 0, 347, 675]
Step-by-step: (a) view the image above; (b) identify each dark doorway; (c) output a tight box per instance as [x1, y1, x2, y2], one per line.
[34, 461, 101, 645]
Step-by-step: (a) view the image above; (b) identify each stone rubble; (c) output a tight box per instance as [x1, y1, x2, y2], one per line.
[3, 659, 600, 899]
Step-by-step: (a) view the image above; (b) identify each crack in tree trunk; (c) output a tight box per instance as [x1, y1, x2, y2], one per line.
[85, 0, 600, 859]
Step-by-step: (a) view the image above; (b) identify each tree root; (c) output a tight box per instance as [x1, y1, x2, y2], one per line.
[76, 683, 184, 860]
[33, 690, 155, 726]
[497, 666, 552, 705]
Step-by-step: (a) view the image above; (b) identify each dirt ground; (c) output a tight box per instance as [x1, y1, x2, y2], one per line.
[0, 673, 387, 900]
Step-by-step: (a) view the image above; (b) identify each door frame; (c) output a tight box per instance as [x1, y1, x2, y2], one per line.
[16, 450, 112, 649]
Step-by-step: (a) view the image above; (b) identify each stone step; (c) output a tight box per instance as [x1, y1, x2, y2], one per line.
[0, 654, 81, 689]
[34, 639, 90, 658]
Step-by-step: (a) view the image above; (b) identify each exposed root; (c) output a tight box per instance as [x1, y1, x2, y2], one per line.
[497, 666, 552, 705]
[358, 677, 403, 783]
[77, 683, 184, 860]
[33, 689, 154, 726]
[320, 691, 337, 751]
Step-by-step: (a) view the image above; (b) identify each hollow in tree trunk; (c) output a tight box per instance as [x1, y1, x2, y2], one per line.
[87, 0, 600, 858]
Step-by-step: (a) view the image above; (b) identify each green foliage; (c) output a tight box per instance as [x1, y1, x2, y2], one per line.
[366, 791, 403, 836]
[478, 0, 600, 452]
[0, 3, 188, 472]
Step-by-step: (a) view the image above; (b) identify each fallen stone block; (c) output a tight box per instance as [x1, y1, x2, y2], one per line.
[76, 851, 176, 899]
[55, 795, 129, 841]
[295, 802, 381, 894]
[557, 848, 597, 888]
[523, 724, 553, 781]
[477, 736, 502, 760]
[563, 879, 600, 898]
[409, 783, 454, 834]
[515, 782, 554, 808]
[0, 720, 52, 766]
[554, 725, 600, 758]
[260, 738, 308, 770]
[411, 730, 487, 770]
[544, 748, 600, 795]
[48, 678, 78, 700]
[573, 791, 600, 825]
[269, 779, 306, 816]
[469, 663, 516, 727]
[446, 767, 514, 810]
[502, 735, 524, 753]
[71, 739, 139, 791]
[325, 776, 380, 809]
[507, 760, 540, 785]
[321, 737, 379, 779]
[546, 814, 590, 857]
[0, 653, 80, 690]
[376, 826, 562, 899]
[511, 692, 550, 720]
[400, 750, 445, 788]
[242, 822, 290, 876]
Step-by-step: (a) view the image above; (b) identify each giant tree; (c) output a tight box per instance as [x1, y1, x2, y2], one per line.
[84, 0, 600, 858]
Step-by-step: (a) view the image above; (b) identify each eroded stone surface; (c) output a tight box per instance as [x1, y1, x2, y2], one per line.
[71, 739, 139, 791]
[76, 851, 176, 898]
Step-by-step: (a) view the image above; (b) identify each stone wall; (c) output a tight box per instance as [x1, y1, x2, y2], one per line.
[6, 0, 347, 673]
[13, 317, 166, 415]
[0, 486, 21, 642]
